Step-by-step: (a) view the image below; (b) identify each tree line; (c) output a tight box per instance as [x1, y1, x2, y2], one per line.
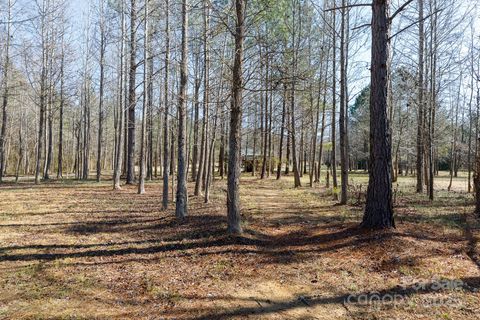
[0, 0, 479, 232]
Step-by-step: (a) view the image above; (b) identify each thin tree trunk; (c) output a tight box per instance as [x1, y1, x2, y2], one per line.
[97, 1, 106, 182]
[191, 61, 201, 181]
[468, 23, 474, 193]
[331, 3, 338, 198]
[0, 0, 11, 182]
[339, 0, 348, 204]
[201, 1, 210, 193]
[317, 42, 331, 183]
[261, 54, 268, 179]
[291, 0, 301, 188]
[416, 0, 424, 193]
[138, 0, 149, 195]
[195, 57, 207, 195]
[162, 0, 170, 209]
[146, 27, 154, 181]
[15, 122, 23, 183]
[176, 0, 189, 218]
[126, 0, 137, 184]
[427, 0, 437, 200]
[44, 47, 54, 181]
[219, 105, 226, 178]
[475, 136, 480, 215]
[277, 84, 287, 180]
[57, 33, 65, 179]
[448, 81, 460, 192]
[285, 104, 290, 175]
[36, 5, 47, 185]
[114, 0, 126, 190]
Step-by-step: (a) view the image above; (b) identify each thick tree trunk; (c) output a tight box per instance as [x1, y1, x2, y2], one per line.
[361, 0, 394, 229]
[227, 0, 245, 235]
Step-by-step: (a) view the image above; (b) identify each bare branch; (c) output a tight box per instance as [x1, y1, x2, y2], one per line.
[389, 8, 444, 40]
[352, 23, 371, 31]
[324, 3, 372, 12]
[389, 0, 415, 21]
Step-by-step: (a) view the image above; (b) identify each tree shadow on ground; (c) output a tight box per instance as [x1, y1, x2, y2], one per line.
[168, 277, 480, 319]
[1, 214, 458, 267]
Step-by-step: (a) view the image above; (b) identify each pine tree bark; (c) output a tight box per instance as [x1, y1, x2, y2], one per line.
[227, 0, 245, 235]
[361, 0, 394, 229]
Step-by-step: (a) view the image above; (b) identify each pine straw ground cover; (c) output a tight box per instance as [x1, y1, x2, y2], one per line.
[0, 173, 479, 319]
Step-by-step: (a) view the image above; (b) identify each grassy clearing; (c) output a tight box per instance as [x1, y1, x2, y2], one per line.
[0, 172, 479, 319]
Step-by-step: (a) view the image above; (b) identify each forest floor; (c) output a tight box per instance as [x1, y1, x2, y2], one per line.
[1, 172, 480, 319]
